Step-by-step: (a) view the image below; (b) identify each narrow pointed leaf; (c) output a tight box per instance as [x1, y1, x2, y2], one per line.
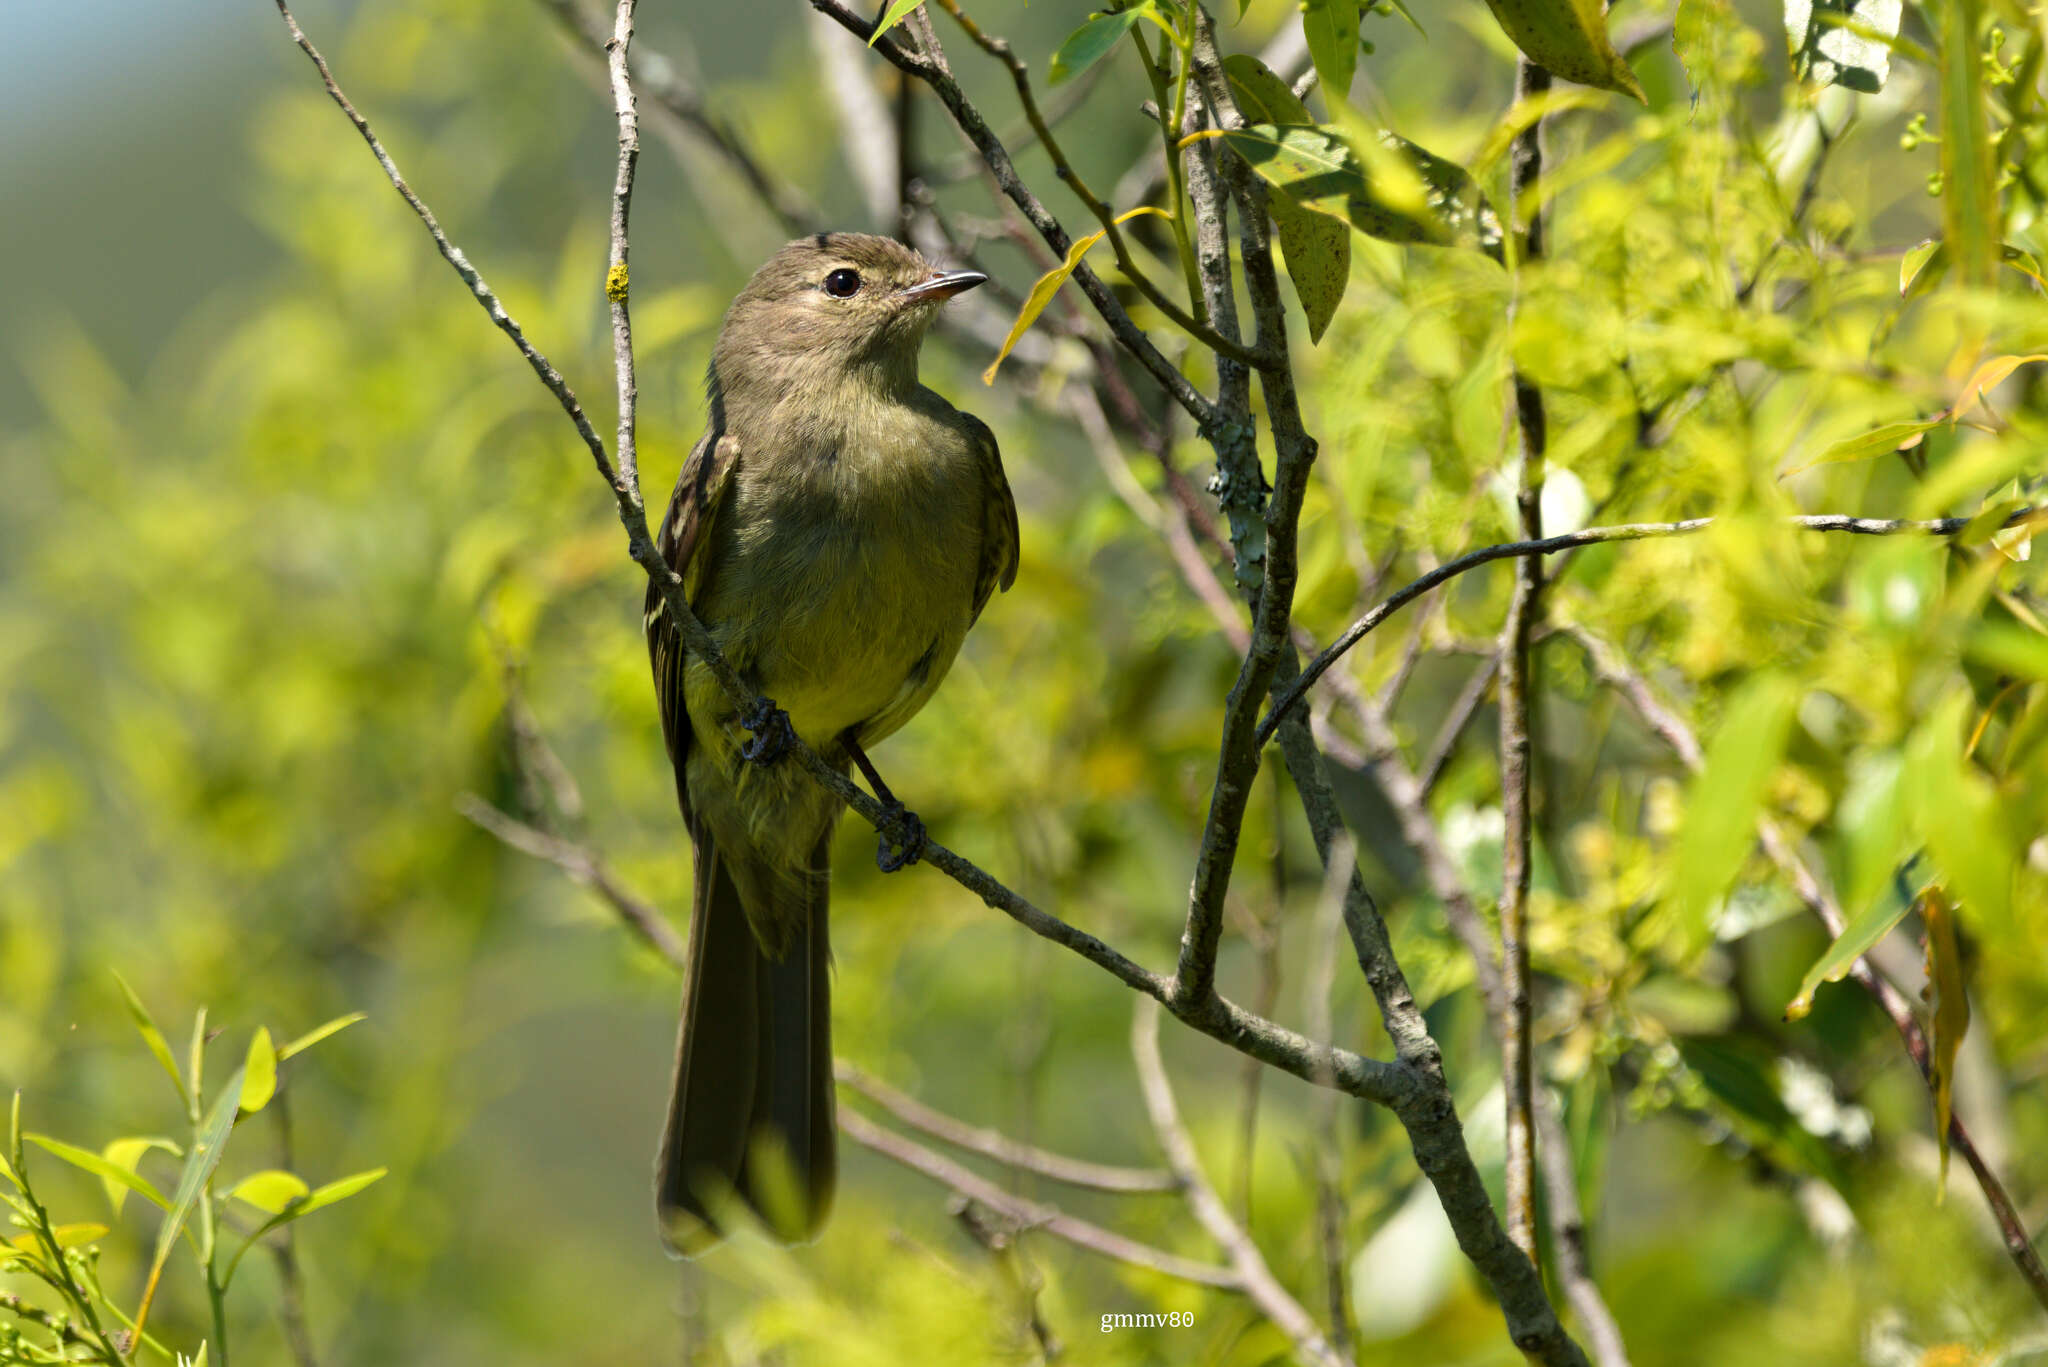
[277, 1012, 366, 1062]
[1784, 418, 1940, 475]
[866, 0, 925, 48]
[136, 1069, 244, 1336]
[25, 1134, 175, 1215]
[1951, 354, 2048, 420]
[112, 972, 186, 1107]
[1784, 880, 1915, 1020]
[983, 207, 1168, 384]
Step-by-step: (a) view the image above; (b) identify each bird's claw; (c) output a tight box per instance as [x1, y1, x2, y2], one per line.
[875, 801, 926, 873]
[739, 697, 793, 765]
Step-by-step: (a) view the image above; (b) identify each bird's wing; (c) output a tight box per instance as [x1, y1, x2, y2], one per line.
[963, 412, 1019, 623]
[645, 431, 741, 810]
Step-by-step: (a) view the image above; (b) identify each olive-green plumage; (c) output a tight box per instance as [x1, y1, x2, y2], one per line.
[645, 233, 1017, 1253]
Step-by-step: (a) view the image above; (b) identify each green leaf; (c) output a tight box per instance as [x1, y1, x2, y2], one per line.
[240, 1028, 277, 1116]
[1673, 673, 1800, 951]
[982, 206, 1169, 384]
[1223, 53, 1314, 125]
[136, 1069, 244, 1336]
[1786, 0, 1903, 93]
[1220, 123, 1502, 259]
[1900, 238, 1945, 296]
[1223, 64, 1353, 342]
[1907, 690, 2015, 934]
[1301, 0, 1360, 106]
[1048, 6, 1151, 85]
[1783, 879, 1914, 1020]
[296, 1167, 388, 1216]
[1922, 885, 1969, 1197]
[25, 1134, 175, 1215]
[1677, 1037, 1846, 1188]
[1478, 0, 1646, 101]
[277, 1012, 366, 1062]
[225, 1169, 310, 1216]
[866, 0, 925, 48]
[1968, 623, 2048, 679]
[9, 1222, 109, 1254]
[1937, 0, 1997, 290]
[112, 972, 187, 1108]
[1784, 418, 1940, 475]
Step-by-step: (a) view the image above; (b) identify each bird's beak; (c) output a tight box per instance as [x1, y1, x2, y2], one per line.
[897, 269, 988, 304]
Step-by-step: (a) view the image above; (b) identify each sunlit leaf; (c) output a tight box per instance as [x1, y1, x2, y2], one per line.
[1783, 418, 1939, 475]
[1478, 0, 1646, 100]
[1048, 5, 1153, 85]
[226, 1169, 310, 1216]
[1674, 673, 1800, 951]
[982, 207, 1169, 384]
[25, 1134, 175, 1215]
[1784, 880, 1914, 1020]
[1921, 886, 1969, 1198]
[9, 1222, 109, 1254]
[866, 0, 925, 48]
[1900, 238, 1945, 296]
[240, 1028, 277, 1116]
[1952, 353, 2048, 420]
[1786, 0, 1903, 93]
[277, 1012, 366, 1061]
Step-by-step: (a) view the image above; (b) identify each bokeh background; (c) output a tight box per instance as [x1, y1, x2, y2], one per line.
[5, 1, 2047, 1364]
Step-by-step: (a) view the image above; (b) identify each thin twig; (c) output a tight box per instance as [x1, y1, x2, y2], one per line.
[536, 0, 819, 233]
[1418, 656, 1499, 799]
[1305, 837, 1359, 1357]
[839, 1108, 1241, 1288]
[1131, 999, 1350, 1367]
[1258, 512, 1999, 747]
[836, 1062, 1180, 1194]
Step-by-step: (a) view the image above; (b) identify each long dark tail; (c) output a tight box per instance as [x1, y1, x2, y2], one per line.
[656, 823, 835, 1255]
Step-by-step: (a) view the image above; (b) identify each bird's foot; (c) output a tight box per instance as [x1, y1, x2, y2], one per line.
[875, 801, 926, 873]
[739, 697, 794, 765]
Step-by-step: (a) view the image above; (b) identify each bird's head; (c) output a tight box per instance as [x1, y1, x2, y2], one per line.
[713, 233, 986, 393]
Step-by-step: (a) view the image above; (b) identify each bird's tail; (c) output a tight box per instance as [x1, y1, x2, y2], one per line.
[656, 822, 835, 1255]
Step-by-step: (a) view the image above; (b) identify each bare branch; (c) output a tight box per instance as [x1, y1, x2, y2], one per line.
[1131, 999, 1350, 1367]
[1499, 51, 1552, 1272]
[838, 1108, 1241, 1289]
[836, 1062, 1180, 1194]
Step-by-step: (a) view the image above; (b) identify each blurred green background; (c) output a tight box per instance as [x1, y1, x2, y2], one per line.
[4, 1, 2046, 1364]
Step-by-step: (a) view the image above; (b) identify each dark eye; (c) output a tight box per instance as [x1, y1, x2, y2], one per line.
[823, 268, 862, 298]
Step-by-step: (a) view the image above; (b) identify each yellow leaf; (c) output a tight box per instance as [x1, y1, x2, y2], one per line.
[982, 207, 1169, 386]
[1921, 885, 1969, 1201]
[1951, 353, 2048, 420]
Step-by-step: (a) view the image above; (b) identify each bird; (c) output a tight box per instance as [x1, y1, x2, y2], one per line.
[644, 232, 1017, 1254]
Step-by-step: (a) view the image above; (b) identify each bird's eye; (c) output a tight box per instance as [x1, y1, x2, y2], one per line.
[823, 268, 862, 298]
